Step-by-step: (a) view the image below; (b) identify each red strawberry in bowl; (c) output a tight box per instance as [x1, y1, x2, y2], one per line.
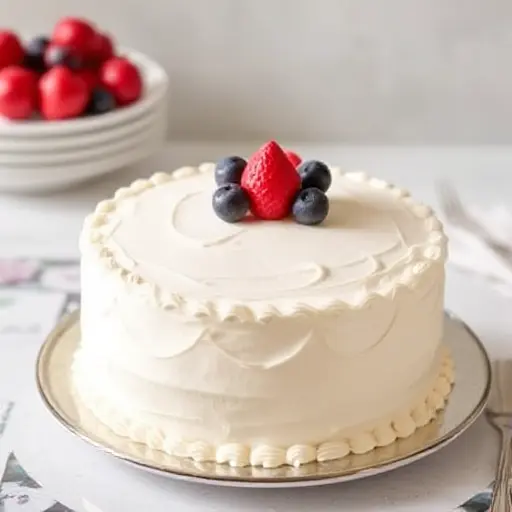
[39, 66, 89, 120]
[0, 66, 38, 120]
[100, 57, 142, 106]
[52, 17, 96, 57]
[76, 68, 98, 93]
[241, 141, 301, 220]
[88, 32, 114, 66]
[0, 31, 24, 69]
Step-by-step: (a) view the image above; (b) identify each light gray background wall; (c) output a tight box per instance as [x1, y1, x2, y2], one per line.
[4, 0, 511, 143]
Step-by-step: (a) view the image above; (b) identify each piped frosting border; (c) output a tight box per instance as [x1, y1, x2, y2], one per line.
[73, 346, 454, 468]
[80, 165, 448, 322]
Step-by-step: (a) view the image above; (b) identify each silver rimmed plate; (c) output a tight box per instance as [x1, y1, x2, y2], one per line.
[36, 310, 491, 488]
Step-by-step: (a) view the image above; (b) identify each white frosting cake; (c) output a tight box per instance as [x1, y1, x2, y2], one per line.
[75, 160, 453, 468]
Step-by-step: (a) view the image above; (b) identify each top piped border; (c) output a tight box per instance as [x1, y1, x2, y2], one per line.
[80, 164, 448, 323]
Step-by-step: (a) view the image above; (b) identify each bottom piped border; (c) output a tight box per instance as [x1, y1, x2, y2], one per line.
[72, 347, 454, 469]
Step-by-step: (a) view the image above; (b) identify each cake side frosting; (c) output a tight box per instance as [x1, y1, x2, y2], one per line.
[73, 346, 454, 468]
[76, 163, 451, 468]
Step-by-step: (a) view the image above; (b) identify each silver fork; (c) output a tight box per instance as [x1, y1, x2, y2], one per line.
[487, 360, 512, 511]
[438, 182, 512, 273]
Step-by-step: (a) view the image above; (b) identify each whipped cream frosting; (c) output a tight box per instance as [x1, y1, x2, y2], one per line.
[101, 169, 437, 304]
[73, 346, 454, 468]
[75, 164, 451, 468]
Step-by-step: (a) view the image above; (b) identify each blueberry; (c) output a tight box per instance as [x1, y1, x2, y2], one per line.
[297, 160, 332, 192]
[86, 87, 117, 116]
[23, 36, 50, 72]
[292, 187, 329, 225]
[212, 184, 250, 223]
[215, 156, 246, 186]
[26, 36, 50, 54]
[45, 45, 82, 70]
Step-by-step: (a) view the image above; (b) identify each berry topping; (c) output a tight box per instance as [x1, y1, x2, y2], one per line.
[100, 57, 142, 106]
[241, 140, 301, 220]
[0, 66, 38, 120]
[86, 87, 116, 115]
[24, 36, 50, 72]
[76, 68, 98, 92]
[45, 45, 83, 70]
[212, 184, 250, 223]
[292, 187, 330, 225]
[52, 17, 96, 56]
[0, 19, 143, 121]
[215, 156, 246, 186]
[39, 67, 89, 120]
[88, 32, 114, 65]
[284, 149, 302, 167]
[0, 31, 24, 69]
[297, 160, 332, 192]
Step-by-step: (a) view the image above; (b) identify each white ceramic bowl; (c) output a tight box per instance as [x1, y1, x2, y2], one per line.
[0, 48, 169, 193]
[0, 114, 165, 166]
[0, 134, 165, 193]
[0, 108, 164, 156]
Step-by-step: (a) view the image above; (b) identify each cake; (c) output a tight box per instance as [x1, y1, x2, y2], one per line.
[74, 141, 454, 468]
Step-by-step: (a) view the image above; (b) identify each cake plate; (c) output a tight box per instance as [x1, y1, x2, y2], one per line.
[35, 310, 491, 488]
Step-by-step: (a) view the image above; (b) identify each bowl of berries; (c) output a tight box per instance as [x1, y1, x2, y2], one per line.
[0, 16, 169, 193]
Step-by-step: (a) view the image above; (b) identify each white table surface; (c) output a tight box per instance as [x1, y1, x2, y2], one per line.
[3, 143, 512, 511]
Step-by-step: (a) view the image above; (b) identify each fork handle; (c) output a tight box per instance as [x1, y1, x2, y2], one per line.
[490, 426, 512, 511]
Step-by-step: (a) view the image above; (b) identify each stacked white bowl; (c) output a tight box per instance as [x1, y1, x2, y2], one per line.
[0, 49, 168, 193]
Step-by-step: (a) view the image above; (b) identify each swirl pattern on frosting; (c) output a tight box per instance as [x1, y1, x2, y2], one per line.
[320, 295, 397, 355]
[171, 190, 246, 248]
[108, 297, 315, 368]
[92, 278, 441, 370]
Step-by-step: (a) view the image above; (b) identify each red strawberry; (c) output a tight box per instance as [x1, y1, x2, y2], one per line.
[100, 57, 142, 106]
[88, 32, 114, 65]
[284, 149, 302, 167]
[0, 67, 38, 120]
[0, 31, 24, 69]
[241, 141, 301, 220]
[39, 67, 89, 120]
[52, 17, 96, 56]
[76, 68, 98, 92]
